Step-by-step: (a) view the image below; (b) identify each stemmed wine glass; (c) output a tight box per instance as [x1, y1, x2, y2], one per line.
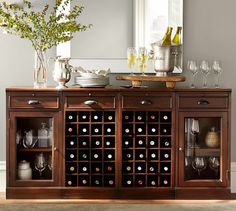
[212, 60, 223, 88]
[192, 157, 207, 176]
[209, 156, 220, 177]
[138, 47, 148, 76]
[35, 153, 47, 177]
[187, 60, 199, 88]
[191, 119, 199, 147]
[127, 47, 137, 76]
[200, 60, 211, 88]
[48, 155, 52, 171]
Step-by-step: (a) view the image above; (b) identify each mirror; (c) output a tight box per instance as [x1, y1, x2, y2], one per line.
[57, 0, 183, 73]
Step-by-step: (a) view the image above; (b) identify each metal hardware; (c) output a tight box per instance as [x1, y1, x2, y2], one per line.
[197, 99, 209, 105]
[54, 147, 57, 151]
[178, 147, 183, 151]
[140, 100, 152, 105]
[28, 99, 40, 105]
[84, 100, 98, 106]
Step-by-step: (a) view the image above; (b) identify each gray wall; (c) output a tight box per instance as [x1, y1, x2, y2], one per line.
[1, 0, 236, 161]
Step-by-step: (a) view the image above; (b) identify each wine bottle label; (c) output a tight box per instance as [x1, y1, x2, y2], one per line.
[151, 153, 156, 158]
[82, 128, 87, 133]
[138, 180, 143, 185]
[138, 140, 143, 145]
[164, 166, 168, 171]
[70, 154, 74, 159]
[82, 180, 87, 184]
[164, 154, 169, 158]
[126, 166, 131, 171]
[127, 180, 132, 185]
[165, 141, 170, 146]
[149, 167, 154, 171]
[69, 115, 73, 120]
[126, 154, 132, 158]
[139, 154, 144, 158]
[163, 180, 168, 185]
[94, 154, 99, 159]
[108, 116, 113, 121]
[107, 166, 113, 171]
[124, 141, 129, 145]
[163, 115, 168, 120]
[138, 128, 142, 133]
[70, 141, 74, 146]
[68, 181, 72, 185]
[70, 166, 75, 171]
[109, 180, 114, 185]
[82, 167, 87, 172]
[125, 129, 130, 133]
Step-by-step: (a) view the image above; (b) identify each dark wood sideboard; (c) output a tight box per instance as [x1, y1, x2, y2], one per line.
[6, 87, 231, 199]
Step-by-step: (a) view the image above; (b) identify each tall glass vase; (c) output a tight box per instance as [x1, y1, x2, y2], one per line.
[34, 50, 47, 88]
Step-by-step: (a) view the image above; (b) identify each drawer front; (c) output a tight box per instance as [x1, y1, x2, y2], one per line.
[66, 96, 115, 109]
[9, 96, 59, 109]
[122, 95, 172, 109]
[178, 95, 228, 109]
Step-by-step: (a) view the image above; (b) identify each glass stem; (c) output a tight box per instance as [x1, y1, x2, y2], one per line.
[190, 74, 195, 88]
[203, 75, 207, 88]
[215, 75, 220, 88]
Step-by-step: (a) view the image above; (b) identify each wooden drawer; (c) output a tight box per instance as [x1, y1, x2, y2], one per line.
[66, 96, 115, 109]
[122, 95, 172, 109]
[9, 95, 59, 109]
[178, 95, 228, 109]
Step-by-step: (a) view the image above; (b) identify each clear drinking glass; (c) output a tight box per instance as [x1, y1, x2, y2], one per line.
[192, 157, 207, 176]
[209, 156, 220, 177]
[138, 47, 148, 76]
[200, 60, 211, 88]
[187, 60, 199, 88]
[212, 60, 223, 88]
[127, 47, 137, 75]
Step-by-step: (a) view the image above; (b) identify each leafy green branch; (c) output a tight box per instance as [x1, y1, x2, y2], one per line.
[0, 0, 92, 51]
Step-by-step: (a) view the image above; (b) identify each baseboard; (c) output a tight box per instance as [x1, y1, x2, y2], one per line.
[0, 161, 6, 192]
[1, 162, 236, 193]
[231, 162, 236, 193]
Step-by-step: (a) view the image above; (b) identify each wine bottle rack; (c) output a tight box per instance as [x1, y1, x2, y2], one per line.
[122, 111, 172, 187]
[65, 111, 116, 187]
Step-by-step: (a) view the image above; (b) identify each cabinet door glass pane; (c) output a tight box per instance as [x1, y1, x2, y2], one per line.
[184, 117, 221, 181]
[16, 118, 53, 180]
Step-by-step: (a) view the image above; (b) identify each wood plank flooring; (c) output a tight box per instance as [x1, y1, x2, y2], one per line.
[1, 193, 236, 204]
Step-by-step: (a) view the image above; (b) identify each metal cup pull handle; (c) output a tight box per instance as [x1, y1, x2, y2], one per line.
[28, 99, 40, 105]
[140, 100, 152, 105]
[84, 100, 98, 106]
[197, 99, 209, 105]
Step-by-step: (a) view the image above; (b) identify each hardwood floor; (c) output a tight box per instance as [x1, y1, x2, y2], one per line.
[1, 192, 236, 204]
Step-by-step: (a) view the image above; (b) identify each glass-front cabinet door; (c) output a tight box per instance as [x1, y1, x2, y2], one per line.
[178, 112, 228, 187]
[9, 112, 59, 186]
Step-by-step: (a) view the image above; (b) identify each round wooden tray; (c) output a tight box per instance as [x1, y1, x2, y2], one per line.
[116, 74, 186, 88]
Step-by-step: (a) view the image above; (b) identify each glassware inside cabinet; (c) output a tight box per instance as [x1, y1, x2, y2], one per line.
[16, 117, 53, 181]
[184, 117, 221, 181]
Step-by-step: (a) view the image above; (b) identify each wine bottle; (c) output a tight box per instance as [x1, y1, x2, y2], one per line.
[163, 180, 168, 185]
[82, 179, 87, 185]
[94, 180, 100, 185]
[126, 166, 132, 172]
[95, 167, 100, 172]
[124, 115, 130, 120]
[162, 26, 173, 46]
[108, 180, 114, 185]
[137, 116, 142, 121]
[93, 154, 99, 159]
[125, 128, 130, 133]
[94, 128, 99, 133]
[82, 141, 87, 146]
[108, 115, 113, 121]
[139, 153, 144, 159]
[70, 141, 75, 146]
[150, 141, 155, 146]
[172, 26, 182, 45]
[138, 140, 143, 145]
[82, 128, 87, 133]
[70, 166, 75, 172]
[106, 128, 112, 133]
[68, 115, 73, 120]
[82, 166, 87, 172]
[149, 167, 154, 172]
[105, 141, 111, 146]
[70, 154, 75, 159]
[107, 154, 113, 159]
[138, 128, 143, 133]
[82, 115, 87, 120]
[137, 180, 143, 185]
[127, 180, 132, 185]
[126, 153, 132, 159]
[95, 141, 100, 146]
[107, 166, 113, 172]
[164, 166, 169, 172]
[67, 180, 72, 186]
[151, 181, 156, 186]
[137, 166, 142, 171]
[68, 127, 73, 133]
[82, 153, 87, 159]
[164, 153, 169, 159]
[165, 141, 170, 147]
